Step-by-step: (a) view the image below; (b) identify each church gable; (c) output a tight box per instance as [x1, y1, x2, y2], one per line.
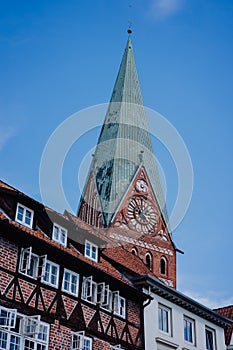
[110, 166, 176, 288]
[112, 166, 169, 240]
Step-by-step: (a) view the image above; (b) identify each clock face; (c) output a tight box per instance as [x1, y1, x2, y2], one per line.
[136, 179, 148, 193]
[126, 196, 158, 234]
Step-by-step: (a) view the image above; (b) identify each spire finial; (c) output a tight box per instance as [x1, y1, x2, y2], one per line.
[127, 28, 132, 35]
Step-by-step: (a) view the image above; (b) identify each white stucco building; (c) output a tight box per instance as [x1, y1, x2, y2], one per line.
[134, 275, 232, 350]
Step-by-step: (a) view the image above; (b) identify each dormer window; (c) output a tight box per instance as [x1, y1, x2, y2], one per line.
[84, 240, 98, 262]
[15, 203, 34, 228]
[52, 223, 67, 247]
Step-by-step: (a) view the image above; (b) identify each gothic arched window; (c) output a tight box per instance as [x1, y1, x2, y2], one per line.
[145, 253, 152, 271]
[160, 256, 167, 275]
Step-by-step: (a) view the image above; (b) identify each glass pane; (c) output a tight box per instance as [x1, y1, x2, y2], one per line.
[17, 207, 24, 221]
[83, 338, 90, 350]
[0, 309, 8, 326]
[43, 263, 50, 282]
[85, 243, 91, 256]
[61, 230, 66, 244]
[206, 330, 214, 350]
[158, 308, 163, 330]
[51, 265, 58, 285]
[71, 275, 77, 294]
[53, 226, 59, 240]
[9, 335, 20, 350]
[163, 309, 168, 332]
[0, 331, 7, 349]
[24, 339, 35, 350]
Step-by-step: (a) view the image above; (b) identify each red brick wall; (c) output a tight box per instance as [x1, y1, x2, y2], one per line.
[49, 321, 71, 349]
[0, 236, 18, 272]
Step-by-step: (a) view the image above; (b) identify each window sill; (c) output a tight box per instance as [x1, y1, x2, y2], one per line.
[155, 337, 179, 349]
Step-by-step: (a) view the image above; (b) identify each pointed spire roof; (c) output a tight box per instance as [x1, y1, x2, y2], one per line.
[109, 35, 144, 105]
[78, 34, 167, 227]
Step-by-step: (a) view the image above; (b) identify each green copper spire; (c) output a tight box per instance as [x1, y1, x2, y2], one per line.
[78, 34, 167, 227]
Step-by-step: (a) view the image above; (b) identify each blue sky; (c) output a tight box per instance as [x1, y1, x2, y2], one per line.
[0, 0, 233, 309]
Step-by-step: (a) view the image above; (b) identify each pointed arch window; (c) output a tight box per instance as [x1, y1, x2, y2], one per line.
[145, 253, 152, 271]
[160, 256, 167, 275]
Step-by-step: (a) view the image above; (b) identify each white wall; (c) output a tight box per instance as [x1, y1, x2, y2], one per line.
[144, 290, 226, 350]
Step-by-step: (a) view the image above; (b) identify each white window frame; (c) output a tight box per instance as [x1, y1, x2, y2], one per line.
[42, 260, 59, 288]
[183, 315, 195, 344]
[84, 240, 98, 262]
[71, 331, 92, 350]
[97, 283, 111, 308]
[22, 315, 40, 335]
[81, 277, 126, 316]
[19, 247, 47, 279]
[15, 203, 34, 228]
[82, 276, 97, 304]
[52, 223, 67, 247]
[0, 306, 49, 350]
[62, 269, 79, 296]
[158, 304, 171, 335]
[113, 291, 126, 318]
[0, 306, 17, 329]
[205, 327, 216, 350]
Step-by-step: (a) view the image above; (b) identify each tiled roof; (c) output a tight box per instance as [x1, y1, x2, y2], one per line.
[102, 246, 153, 276]
[0, 180, 43, 207]
[0, 180, 18, 192]
[65, 210, 105, 238]
[214, 305, 233, 345]
[0, 209, 131, 287]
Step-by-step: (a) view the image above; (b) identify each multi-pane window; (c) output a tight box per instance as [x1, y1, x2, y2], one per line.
[71, 332, 92, 350]
[113, 292, 126, 318]
[158, 304, 171, 334]
[82, 277, 126, 318]
[0, 307, 17, 329]
[19, 247, 47, 279]
[52, 223, 67, 247]
[84, 241, 98, 262]
[82, 276, 97, 304]
[0, 306, 49, 350]
[42, 260, 59, 287]
[15, 203, 34, 228]
[97, 283, 112, 309]
[206, 327, 215, 350]
[62, 269, 79, 296]
[184, 316, 195, 344]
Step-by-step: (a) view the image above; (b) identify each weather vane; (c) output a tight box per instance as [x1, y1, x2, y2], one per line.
[128, 2, 133, 34]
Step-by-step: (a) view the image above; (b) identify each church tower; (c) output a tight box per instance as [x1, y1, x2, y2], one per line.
[78, 32, 177, 288]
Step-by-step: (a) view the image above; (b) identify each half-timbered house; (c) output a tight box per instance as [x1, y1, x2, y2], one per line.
[0, 180, 148, 350]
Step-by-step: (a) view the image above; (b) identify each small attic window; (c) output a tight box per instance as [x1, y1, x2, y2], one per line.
[52, 223, 67, 247]
[15, 203, 34, 228]
[84, 240, 98, 262]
